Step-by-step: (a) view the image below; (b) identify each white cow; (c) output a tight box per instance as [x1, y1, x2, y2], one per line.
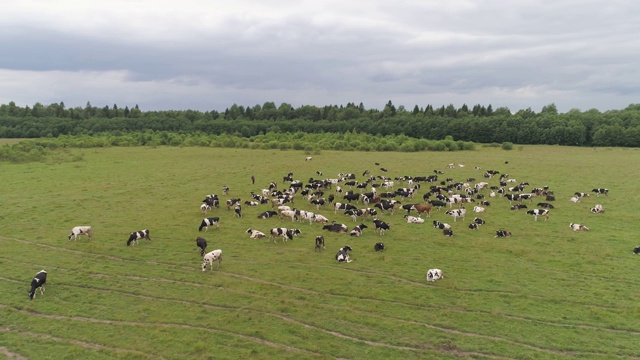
[201, 249, 223, 271]
[472, 206, 486, 213]
[68, 226, 92, 241]
[404, 215, 425, 224]
[246, 229, 266, 239]
[426, 269, 443, 282]
[570, 223, 590, 232]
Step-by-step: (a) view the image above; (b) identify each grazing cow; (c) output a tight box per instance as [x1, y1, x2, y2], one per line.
[444, 208, 466, 222]
[28, 270, 47, 300]
[374, 242, 385, 252]
[196, 237, 207, 256]
[590, 204, 604, 214]
[310, 198, 326, 209]
[269, 227, 301, 242]
[404, 214, 425, 224]
[258, 210, 278, 219]
[372, 219, 391, 235]
[569, 223, 589, 231]
[426, 269, 443, 282]
[199, 217, 220, 231]
[537, 202, 555, 209]
[527, 209, 550, 221]
[322, 222, 348, 233]
[350, 224, 368, 237]
[433, 220, 451, 230]
[127, 229, 151, 246]
[494, 230, 512, 238]
[412, 204, 432, 217]
[443, 229, 454, 237]
[201, 249, 222, 271]
[374, 201, 397, 215]
[315, 235, 325, 251]
[429, 200, 447, 209]
[335, 245, 353, 263]
[633, 246, 640, 254]
[279, 209, 298, 222]
[592, 188, 609, 196]
[246, 228, 266, 239]
[68, 226, 92, 241]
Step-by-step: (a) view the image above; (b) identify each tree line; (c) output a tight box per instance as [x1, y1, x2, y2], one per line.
[2, 100, 640, 147]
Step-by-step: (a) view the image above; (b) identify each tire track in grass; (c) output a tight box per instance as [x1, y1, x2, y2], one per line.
[0, 346, 28, 360]
[0, 327, 162, 359]
[2, 305, 324, 358]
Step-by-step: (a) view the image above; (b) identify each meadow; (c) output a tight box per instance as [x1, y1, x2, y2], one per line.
[1, 145, 640, 360]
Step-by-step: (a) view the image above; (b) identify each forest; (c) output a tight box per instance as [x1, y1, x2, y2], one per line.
[2, 100, 640, 147]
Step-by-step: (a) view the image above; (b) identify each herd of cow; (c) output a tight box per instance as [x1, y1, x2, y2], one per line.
[27, 158, 629, 300]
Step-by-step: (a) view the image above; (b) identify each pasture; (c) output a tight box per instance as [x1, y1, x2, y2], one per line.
[1, 145, 639, 359]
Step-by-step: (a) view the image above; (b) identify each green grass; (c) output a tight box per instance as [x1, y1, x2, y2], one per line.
[1, 145, 640, 359]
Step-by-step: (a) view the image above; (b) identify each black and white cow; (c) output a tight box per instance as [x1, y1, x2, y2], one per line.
[590, 204, 605, 214]
[526, 209, 550, 221]
[350, 224, 368, 237]
[433, 220, 451, 230]
[258, 211, 279, 219]
[28, 270, 47, 300]
[374, 201, 397, 215]
[246, 228, 266, 239]
[468, 223, 480, 230]
[443, 229, 454, 237]
[322, 222, 348, 233]
[473, 217, 486, 225]
[199, 217, 220, 231]
[537, 202, 555, 209]
[569, 223, 589, 231]
[444, 208, 466, 222]
[494, 230, 512, 238]
[127, 229, 151, 246]
[196, 237, 207, 256]
[633, 246, 640, 254]
[201, 249, 222, 271]
[244, 200, 260, 206]
[404, 214, 425, 224]
[426, 268, 443, 282]
[592, 188, 609, 196]
[315, 235, 325, 251]
[374, 242, 385, 252]
[511, 204, 528, 210]
[234, 204, 242, 218]
[335, 245, 353, 263]
[270, 228, 301, 242]
[372, 219, 390, 235]
[68, 226, 92, 241]
[226, 198, 241, 209]
[200, 203, 212, 215]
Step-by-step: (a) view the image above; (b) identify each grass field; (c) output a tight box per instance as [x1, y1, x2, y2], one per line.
[1, 145, 640, 360]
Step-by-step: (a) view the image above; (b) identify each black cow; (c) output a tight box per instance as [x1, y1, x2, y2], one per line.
[494, 230, 512, 238]
[199, 217, 220, 231]
[322, 223, 348, 233]
[127, 229, 151, 246]
[536, 202, 555, 209]
[372, 219, 390, 235]
[28, 270, 47, 300]
[315, 236, 326, 251]
[633, 246, 640, 254]
[374, 242, 385, 252]
[196, 237, 208, 256]
[443, 229, 454, 237]
[343, 193, 360, 203]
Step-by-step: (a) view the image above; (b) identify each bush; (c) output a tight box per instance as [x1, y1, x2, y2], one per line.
[501, 142, 514, 150]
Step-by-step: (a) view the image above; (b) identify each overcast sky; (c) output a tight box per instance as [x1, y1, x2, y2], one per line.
[2, 0, 639, 114]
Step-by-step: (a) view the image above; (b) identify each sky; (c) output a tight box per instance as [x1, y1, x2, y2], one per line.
[2, 0, 639, 114]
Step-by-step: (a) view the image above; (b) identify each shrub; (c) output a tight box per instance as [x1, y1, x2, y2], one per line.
[501, 142, 514, 150]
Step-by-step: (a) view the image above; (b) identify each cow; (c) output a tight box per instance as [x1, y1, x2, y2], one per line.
[315, 235, 326, 251]
[374, 201, 397, 215]
[527, 209, 550, 221]
[569, 223, 589, 231]
[28, 270, 47, 300]
[335, 245, 353, 263]
[633, 246, 640, 254]
[310, 198, 326, 210]
[305, 156, 313, 161]
[372, 219, 390, 235]
[537, 202, 555, 209]
[404, 215, 424, 224]
[426, 269, 443, 282]
[590, 204, 604, 214]
[200, 203, 212, 215]
[297, 210, 317, 224]
[444, 208, 466, 222]
[334, 202, 357, 214]
[196, 237, 207, 256]
[199, 217, 220, 231]
[279, 209, 298, 222]
[468, 223, 480, 230]
[472, 206, 486, 213]
[269, 228, 301, 242]
[68, 226, 92, 241]
[443, 229, 454, 237]
[569, 196, 581, 203]
[322, 222, 348, 233]
[545, 195, 556, 201]
[374, 242, 385, 252]
[226, 198, 241, 209]
[314, 214, 330, 224]
[511, 204, 528, 210]
[246, 228, 266, 239]
[433, 220, 451, 230]
[412, 204, 432, 217]
[222, 186, 229, 195]
[575, 192, 590, 199]
[350, 224, 368, 237]
[203, 195, 220, 209]
[201, 249, 222, 271]
[127, 229, 151, 246]
[473, 217, 486, 225]
[592, 188, 609, 196]
[258, 211, 279, 219]
[429, 200, 447, 209]
[494, 230, 512, 238]
[244, 200, 260, 207]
